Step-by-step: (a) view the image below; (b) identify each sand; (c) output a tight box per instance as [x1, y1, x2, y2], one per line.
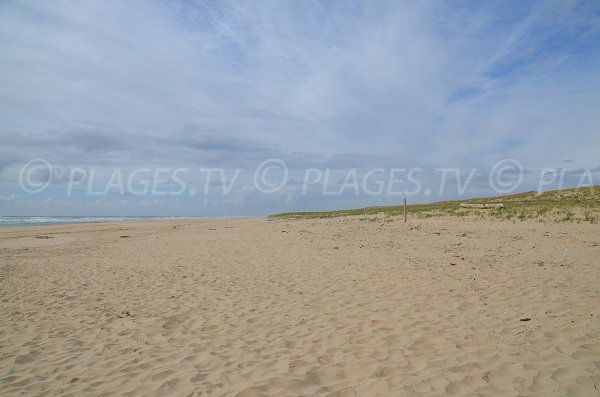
[1, 217, 599, 396]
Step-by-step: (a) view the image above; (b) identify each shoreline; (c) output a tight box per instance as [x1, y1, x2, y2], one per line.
[0, 216, 256, 231]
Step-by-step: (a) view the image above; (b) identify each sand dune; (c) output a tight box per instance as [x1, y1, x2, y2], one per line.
[1, 217, 599, 396]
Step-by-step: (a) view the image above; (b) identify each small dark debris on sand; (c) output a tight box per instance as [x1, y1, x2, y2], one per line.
[117, 311, 133, 318]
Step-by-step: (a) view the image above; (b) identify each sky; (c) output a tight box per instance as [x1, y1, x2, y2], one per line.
[1, 0, 599, 216]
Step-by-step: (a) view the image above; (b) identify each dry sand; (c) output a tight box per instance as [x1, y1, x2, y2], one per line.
[1, 217, 599, 396]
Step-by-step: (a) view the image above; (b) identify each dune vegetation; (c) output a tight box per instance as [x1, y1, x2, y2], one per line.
[271, 186, 600, 224]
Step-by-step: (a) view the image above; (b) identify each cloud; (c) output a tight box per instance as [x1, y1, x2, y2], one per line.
[1, 0, 599, 214]
[0, 194, 20, 205]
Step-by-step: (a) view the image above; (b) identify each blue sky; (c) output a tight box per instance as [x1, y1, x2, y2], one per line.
[1, 0, 599, 216]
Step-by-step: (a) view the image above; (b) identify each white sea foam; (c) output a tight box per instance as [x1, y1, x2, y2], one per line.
[0, 216, 207, 227]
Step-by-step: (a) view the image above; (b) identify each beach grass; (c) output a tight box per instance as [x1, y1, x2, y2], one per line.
[270, 186, 600, 223]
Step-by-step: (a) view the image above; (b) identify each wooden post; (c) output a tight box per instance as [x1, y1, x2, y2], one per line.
[403, 197, 407, 223]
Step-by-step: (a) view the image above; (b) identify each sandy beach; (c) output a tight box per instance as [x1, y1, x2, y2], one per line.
[1, 217, 599, 396]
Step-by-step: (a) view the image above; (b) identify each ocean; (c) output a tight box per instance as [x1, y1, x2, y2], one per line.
[0, 216, 201, 228]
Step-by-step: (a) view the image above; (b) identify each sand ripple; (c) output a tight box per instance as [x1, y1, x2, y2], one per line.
[1, 218, 599, 396]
